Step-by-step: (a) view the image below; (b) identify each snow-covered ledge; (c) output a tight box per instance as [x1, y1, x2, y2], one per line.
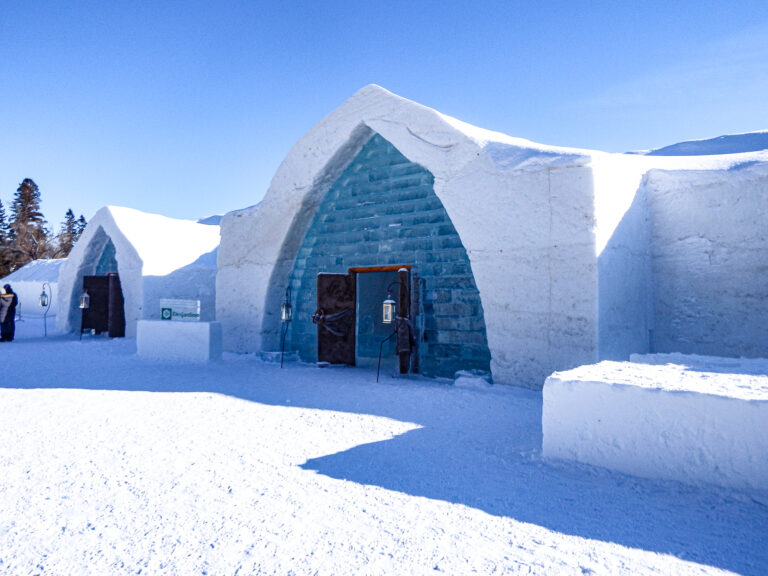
[137, 321, 222, 362]
[542, 357, 768, 493]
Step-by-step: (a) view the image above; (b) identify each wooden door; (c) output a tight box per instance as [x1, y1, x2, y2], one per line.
[315, 273, 356, 365]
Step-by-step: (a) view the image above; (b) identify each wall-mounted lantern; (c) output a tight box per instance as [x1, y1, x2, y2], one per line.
[79, 289, 90, 341]
[281, 286, 293, 323]
[79, 290, 91, 309]
[280, 286, 292, 368]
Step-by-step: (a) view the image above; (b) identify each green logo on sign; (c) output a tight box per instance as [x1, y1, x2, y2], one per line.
[161, 308, 172, 320]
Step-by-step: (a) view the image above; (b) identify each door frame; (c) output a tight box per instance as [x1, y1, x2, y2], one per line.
[348, 265, 413, 374]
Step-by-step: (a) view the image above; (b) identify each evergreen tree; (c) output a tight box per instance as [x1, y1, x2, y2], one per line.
[0, 199, 12, 277]
[76, 214, 87, 239]
[0, 199, 8, 242]
[10, 178, 51, 266]
[54, 208, 78, 257]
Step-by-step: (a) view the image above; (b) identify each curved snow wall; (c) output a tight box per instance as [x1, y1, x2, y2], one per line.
[646, 164, 768, 357]
[286, 133, 491, 378]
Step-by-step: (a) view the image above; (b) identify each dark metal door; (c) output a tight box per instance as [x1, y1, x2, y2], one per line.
[107, 273, 125, 338]
[81, 274, 125, 337]
[82, 276, 110, 334]
[315, 273, 356, 365]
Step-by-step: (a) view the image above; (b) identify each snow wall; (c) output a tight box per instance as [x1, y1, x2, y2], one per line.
[0, 259, 65, 318]
[646, 163, 768, 357]
[543, 356, 768, 492]
[592, 155, 655, 362]
[218, 85, 604, 387]
[58, 207, 220, 338]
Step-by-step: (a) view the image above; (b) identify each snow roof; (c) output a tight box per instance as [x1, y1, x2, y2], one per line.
[1, 258, 65, 284]
[95, 206, 220, 276]
[348, 86, 768, 172]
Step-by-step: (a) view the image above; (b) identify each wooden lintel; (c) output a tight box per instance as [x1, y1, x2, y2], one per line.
[348, 265, 411, 275]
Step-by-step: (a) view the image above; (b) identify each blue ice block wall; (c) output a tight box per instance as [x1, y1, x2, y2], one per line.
[288, 133, 491, 378]
[95, 239, 118, 275]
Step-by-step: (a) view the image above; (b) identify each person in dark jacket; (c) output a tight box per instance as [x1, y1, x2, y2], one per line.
[0, 284, 18, 342]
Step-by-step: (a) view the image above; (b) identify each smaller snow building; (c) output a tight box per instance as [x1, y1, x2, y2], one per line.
[217, 85, 768, 387]
[0, 258, 65, 318]
[57, 206, 220, 338]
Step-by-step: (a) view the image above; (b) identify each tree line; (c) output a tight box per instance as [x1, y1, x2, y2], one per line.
[0, 178, 87, 278]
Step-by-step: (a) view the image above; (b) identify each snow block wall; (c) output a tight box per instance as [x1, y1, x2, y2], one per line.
[592, 156, 654, 361]
[646, 164, 768, 357]
[459, 162, 599, 386]
[286, 133, 491, 378]
[543, 359, 768, 492]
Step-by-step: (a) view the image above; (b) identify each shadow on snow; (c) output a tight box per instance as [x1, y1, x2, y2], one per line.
[3, 335, 767, 575]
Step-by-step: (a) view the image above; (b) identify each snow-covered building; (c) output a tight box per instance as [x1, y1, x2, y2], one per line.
[0, 258, 65, 318]
[217, 85, 768, 387]
[57, 206, 220, 338]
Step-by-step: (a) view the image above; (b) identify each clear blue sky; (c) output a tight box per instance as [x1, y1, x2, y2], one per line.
[2, 1, 767, 225]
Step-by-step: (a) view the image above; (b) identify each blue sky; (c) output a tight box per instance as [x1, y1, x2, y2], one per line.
[1, 1, 767, 225]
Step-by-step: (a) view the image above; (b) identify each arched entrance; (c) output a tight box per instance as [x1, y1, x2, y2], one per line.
[283, 132, 491, 379]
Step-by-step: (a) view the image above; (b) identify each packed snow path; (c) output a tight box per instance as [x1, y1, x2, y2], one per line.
[1, 323, 767, 575]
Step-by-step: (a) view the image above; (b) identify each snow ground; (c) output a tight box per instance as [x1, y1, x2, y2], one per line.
[2, 318, 767, 575]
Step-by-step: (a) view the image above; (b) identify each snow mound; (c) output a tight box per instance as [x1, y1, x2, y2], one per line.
[1, 258, 65, 283]
[647, 130, 768, 156]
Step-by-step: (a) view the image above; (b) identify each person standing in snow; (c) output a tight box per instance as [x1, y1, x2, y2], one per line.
[0, 284, 18, 342]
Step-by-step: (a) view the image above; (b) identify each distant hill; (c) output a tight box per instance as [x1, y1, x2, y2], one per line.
[647, 131, 768, 156]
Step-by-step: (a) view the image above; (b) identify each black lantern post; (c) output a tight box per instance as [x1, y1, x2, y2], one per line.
[39, 282, 52, 337]
[280, 286, 292, 368]
[377, 269, 411, 382]
[79, 289, 90, 340]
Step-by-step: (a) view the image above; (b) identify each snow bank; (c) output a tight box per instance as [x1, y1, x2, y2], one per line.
[543, 357, 768, 492]
[136, 320, 222, 362]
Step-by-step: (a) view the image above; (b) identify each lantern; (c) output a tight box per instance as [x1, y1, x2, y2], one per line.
[79, 290, 91, 309]
[39, 287, 49, 308]
[281, 287, 292, 323]
[382, 292, 396, 324]
[39, 282, 52, 338]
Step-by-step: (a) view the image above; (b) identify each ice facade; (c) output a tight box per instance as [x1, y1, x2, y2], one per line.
[285, 133, 491, 378]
